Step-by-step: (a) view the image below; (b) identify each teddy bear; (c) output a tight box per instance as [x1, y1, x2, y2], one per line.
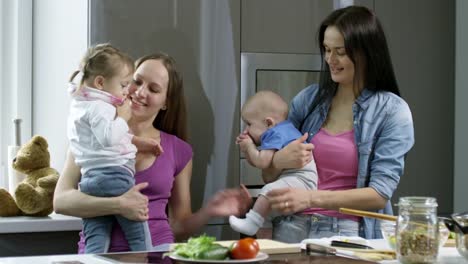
[0, 135, 59, 217]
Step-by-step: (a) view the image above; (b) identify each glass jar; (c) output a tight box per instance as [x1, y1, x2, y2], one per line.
[396, 197, 439, 263]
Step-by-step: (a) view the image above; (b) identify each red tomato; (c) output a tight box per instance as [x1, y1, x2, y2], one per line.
[243, 238, 260, 252]
[230, 238, 260, 259]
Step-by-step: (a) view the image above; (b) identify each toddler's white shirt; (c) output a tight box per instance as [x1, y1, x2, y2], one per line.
[67, 85, 136, 175]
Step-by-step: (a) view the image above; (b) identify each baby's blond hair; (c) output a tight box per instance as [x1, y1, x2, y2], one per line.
[69, 43, 134, 87]
[242, 90, 289, 122]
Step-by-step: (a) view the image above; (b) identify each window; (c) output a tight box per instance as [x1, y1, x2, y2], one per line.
[0, 0, 32, 190]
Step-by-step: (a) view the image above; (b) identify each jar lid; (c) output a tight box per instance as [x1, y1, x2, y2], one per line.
[397, 196, 438, 208]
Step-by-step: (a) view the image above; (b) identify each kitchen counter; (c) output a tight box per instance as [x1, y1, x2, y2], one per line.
[0, 249, 466, 264]
[0, 252, 379, 264]
[0, 240, 466, 264]
[0, 213, 82, 233]
[0, 213, 82, 257]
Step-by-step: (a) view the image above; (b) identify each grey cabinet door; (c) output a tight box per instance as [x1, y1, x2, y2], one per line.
[241, 0, 373, 54]
[374, 0, 455, 214]
[89, 0, 242, 225]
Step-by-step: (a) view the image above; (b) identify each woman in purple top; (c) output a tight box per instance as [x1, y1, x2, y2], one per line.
[54, 52, 252, 253]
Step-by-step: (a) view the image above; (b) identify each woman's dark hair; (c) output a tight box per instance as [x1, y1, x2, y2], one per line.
[135, 53, 188, 141]
[312, 5, 400, 110]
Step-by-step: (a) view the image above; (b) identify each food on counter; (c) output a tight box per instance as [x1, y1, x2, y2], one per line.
[168, 235, 229, 260]
[397, 230, 438, 263]
[196, 243, 230, 260]
[439, 222, 450, 247]
[382, 220, 449, 250]
[449, 231, 456, 239]
[167, 234, 260, 260]
[388, 235, 397, 249]
[380, 221, 397, 250]
[230, 237, 260, 259]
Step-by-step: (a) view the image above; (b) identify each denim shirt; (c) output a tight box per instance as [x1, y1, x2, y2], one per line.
[288, 84, 415, 239]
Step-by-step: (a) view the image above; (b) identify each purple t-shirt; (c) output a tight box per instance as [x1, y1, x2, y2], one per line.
[78, 131, 193, 253]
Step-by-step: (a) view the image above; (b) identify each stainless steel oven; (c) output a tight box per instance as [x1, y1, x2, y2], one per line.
[240, 52, 322, 196]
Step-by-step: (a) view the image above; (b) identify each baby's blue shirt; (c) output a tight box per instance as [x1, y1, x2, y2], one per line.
[259, 121, 302, 151]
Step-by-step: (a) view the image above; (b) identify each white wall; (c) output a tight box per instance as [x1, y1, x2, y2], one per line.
[0, 1, 6, 188]
[454, 0, 468, 212]
[33, 0, 88, 170]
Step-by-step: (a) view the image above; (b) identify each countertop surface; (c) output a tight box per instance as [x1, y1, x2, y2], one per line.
[0, 213, 82, 233]
[0, 248, 466, 264]
[0, 240, 467, 264]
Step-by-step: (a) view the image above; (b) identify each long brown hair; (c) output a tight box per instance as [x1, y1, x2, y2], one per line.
[135, 53, 188, 141]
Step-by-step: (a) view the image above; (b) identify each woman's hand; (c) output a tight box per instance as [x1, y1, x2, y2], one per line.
[205, 185, 252, 217]
[55, 150, 142, 218]
[268, 187, 388, 214]
[267, 188, 314, 215]
[118, 182, 150, 221]
[273, 133, 314, 169]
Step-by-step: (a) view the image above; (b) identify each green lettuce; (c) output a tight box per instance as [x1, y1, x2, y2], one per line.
[170, 234, 219, 259]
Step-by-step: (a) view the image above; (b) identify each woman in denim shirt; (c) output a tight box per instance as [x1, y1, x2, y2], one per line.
[263, 6, 415, 242]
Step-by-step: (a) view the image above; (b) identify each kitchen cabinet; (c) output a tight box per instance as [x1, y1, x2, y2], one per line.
[0, 231, 79, 257]
[374, 0, 455, 214]
[241, 0, 374, 54]
[89, 0, 241, 240]
[0, 214, 82, 257]
[241, 0, 456, 215]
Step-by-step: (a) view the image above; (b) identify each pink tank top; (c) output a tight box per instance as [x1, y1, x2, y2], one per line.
[303, 128, 360, 222]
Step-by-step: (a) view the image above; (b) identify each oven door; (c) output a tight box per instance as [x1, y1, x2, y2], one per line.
[240, 52, 322, 196]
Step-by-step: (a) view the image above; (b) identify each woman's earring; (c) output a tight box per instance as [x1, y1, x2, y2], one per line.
[162, 106, 167, 111]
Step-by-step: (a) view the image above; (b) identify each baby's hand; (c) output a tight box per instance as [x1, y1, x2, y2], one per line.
[154, 142, 164, 156]
[133, 136, 164, 155]
[237, 136, 254, 152]
[235, 131, 250, 145]
[144, 138, 164, 156]
[117, 99, 132, 121]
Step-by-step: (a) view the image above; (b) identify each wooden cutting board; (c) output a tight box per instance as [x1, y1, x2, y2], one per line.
[216, 239, 301, 254]
[169, 239, 301, 254]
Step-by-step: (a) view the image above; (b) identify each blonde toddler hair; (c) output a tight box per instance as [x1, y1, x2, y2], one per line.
[69, 43, 134, 87]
